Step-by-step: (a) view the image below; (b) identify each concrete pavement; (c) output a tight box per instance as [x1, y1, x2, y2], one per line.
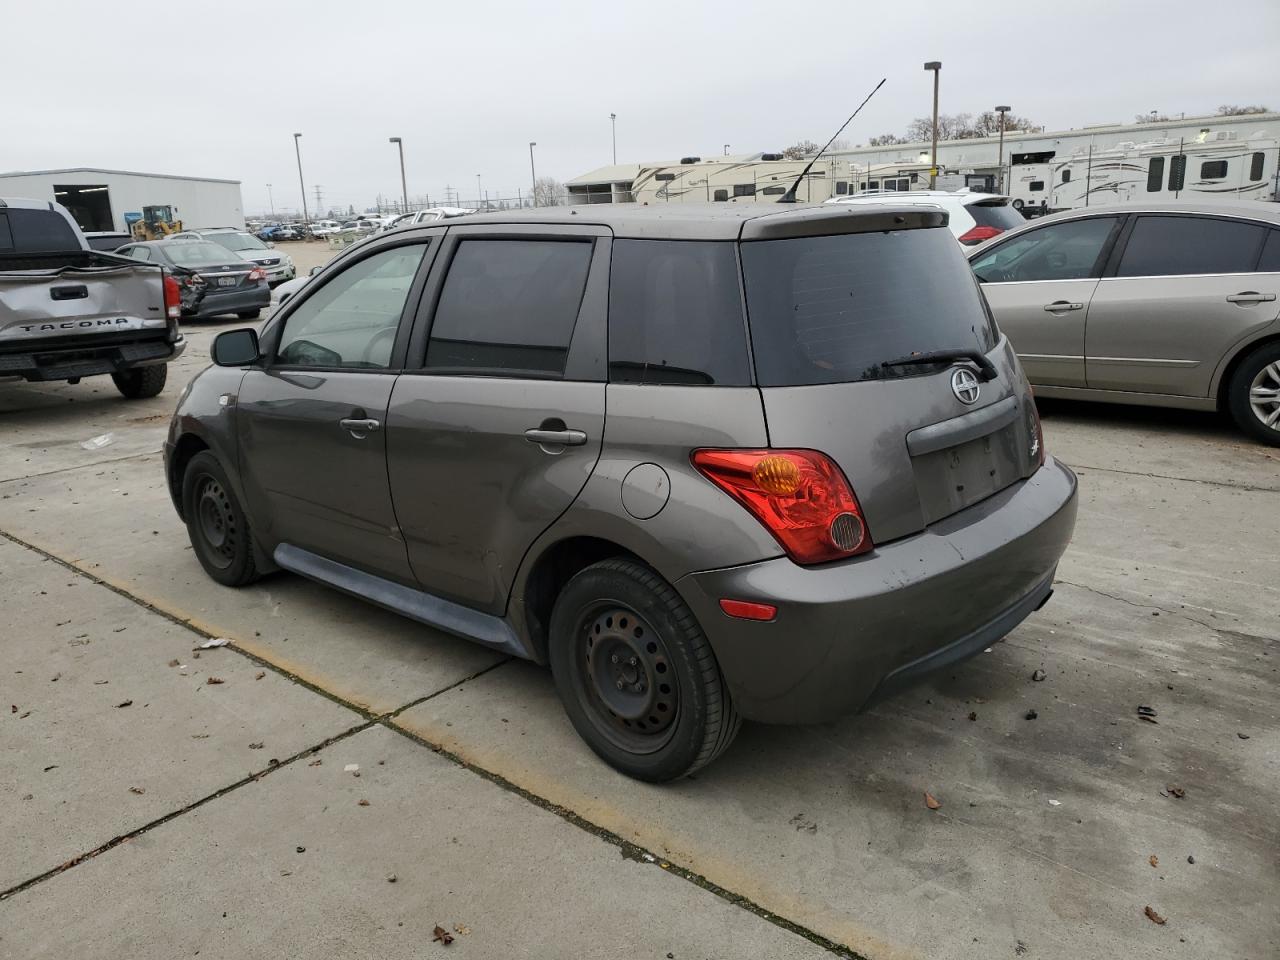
[1, 319, 1276, 959]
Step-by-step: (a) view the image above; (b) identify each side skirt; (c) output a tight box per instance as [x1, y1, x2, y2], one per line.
[273, 543, 533, 660]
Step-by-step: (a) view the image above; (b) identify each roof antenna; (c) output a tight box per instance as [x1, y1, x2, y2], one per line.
[777, 77, 887, 203]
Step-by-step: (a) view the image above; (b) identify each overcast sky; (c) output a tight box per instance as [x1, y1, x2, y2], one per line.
[6, 0, 1278, 215]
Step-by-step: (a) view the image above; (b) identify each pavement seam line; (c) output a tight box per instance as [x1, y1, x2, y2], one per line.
[0, 720, 374, 903]
[380, 718, 862, 959]
[0, 449, 159, 485]
[1, 530, 851, 955]
[1056, 578, 1277, 641]
[1069, 461, 1280, 494]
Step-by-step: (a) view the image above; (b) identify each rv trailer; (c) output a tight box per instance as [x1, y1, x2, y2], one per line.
[1008, 134, 1279, 214]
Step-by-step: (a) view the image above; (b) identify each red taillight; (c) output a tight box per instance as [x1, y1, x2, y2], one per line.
[958, 225, 1003, 245]
[247, 267, 267, 283]
[163, 273, 182, 319]
[719, 599, 778, 622]
[691, 449, 872, 564]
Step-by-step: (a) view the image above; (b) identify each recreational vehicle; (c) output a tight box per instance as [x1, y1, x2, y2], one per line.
[628, 156, 945, 205]
[1007, 135, 1279, 213]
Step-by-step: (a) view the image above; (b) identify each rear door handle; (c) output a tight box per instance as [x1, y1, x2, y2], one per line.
[1226, 292, 1276, 303]
[524, 428, 587, 446]
[1043, 301, 1084, 312]
[340, 417, 380, 436]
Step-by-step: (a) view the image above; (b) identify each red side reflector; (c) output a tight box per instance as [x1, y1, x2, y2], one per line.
[719, 599, 778, 622]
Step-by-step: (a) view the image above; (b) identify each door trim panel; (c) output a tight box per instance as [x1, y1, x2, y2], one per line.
[273, 543, 533, 659]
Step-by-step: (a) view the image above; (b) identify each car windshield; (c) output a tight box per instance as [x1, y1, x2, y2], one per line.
[207, 232, 267, 252]
[741, 227, 998, 386]
[162, 241, 239, 267]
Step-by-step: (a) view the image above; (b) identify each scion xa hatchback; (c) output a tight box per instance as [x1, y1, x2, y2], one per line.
[165, 204, 1078, 781]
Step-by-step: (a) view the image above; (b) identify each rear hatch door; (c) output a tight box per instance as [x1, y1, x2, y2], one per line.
[740, 217, 1041, 545]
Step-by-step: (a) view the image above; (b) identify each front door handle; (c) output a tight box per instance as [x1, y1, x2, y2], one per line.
[340, 417, 381, 437]
[1226, 292, 1276, 303]
[524, 427, 587, 447]
[1043, 301, 1084, 312]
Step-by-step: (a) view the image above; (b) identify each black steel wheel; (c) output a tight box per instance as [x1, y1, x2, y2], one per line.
[549, 558, 740, 781]
[181, 451, 260, 586]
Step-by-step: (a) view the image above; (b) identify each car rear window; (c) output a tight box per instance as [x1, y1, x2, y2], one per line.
[0, 208, 81, 253]
[608, 240, 751, 385]
[741, 227, 997, 387]
[967, 201, 1024, 231]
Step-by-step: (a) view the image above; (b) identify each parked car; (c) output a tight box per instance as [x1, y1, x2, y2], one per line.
[169, 227, 295, 287]
[273, 224, 304, 241]
[0, 197, 183, 399]
[969, 201, 1280, 444]
[255, 224, 282, 241]
[165, 203, 1077, 780]
[339, 219, 379, 235]
[269, 264, 323, 311]
[827, 190, 1025, 245]
[379, 207, 474, 233]
[310, 220, 343, 237]
[116, 239, 270, 320]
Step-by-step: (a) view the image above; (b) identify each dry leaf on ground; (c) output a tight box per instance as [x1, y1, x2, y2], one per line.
[1149, 855, 1159, 867]
[433, 925, 454, 945]
[924, 792, 941, 810]
[1144, 905, 1167, 925]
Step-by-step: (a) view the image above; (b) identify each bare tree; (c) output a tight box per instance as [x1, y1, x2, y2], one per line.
[781, 139, 820, 160]
[1134, 112, 1172, 124]
[868, 133, 906, 146]
[1218, 104, 1271, 116]
[533, 176, 564, 207]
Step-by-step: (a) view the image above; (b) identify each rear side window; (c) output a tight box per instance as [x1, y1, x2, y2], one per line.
[426, 239, 592, 377]
[1258, 231, 1280, 272]
[0, 208, 80, 253]
[742, 228, 996, 387]
[608, 240, 750, 386]
[967, 202, 1024, 231]
[1117, 216, 1266, 277]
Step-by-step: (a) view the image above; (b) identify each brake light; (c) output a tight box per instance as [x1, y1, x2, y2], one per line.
[247, 267, 267, 283]
[162, 273, 182, 319]
[691, 449, 872, 564]
[958, 225, 1003, 245]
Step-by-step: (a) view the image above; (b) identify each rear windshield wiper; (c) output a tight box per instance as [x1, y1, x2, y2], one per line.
[880, 349, 997, 381]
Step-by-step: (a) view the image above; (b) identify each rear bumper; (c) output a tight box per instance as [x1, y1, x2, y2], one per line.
[194, 285, 271, 318]
[0, 335, 186, 383]
[677, 457, 1078, 724]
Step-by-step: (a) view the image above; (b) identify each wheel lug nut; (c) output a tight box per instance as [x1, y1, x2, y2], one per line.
[629, 657, 638, 666]
[611, 654, 619, 664]
[616, 680, 624, 690]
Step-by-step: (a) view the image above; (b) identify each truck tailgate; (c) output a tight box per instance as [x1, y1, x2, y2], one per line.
[0, 258, 167, 346]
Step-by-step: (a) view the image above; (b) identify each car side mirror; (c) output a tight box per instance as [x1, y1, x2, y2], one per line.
[211, 328, 260, 366]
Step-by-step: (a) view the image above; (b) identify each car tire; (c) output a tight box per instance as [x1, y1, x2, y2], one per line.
[548, 558, 740, 781]
[111, 364, 167, 399]
[1226, 342, 1280, 446]
[181, 451, 260, 587]
[1011, 197, 1024, 211]
[236, 310, 261, 320]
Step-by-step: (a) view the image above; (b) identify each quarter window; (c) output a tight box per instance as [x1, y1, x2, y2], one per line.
[608, 240, 750, 386]
[276, 243, 427, 368]
[1200, 160, 1228, 179]
[1116, 216, 1266, 277]
[1250, 152, 1265, 181]
[1258, 230, 1280, 272]
[425, 239, 592, 377]
[1147, 157, 1165, 192]
[971, 216, 1119, 283]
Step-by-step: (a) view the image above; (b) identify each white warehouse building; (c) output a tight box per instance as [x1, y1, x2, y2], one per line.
[0, 167, 245, 233]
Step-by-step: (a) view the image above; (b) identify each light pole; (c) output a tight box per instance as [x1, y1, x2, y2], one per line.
[528, 142, 537, 207]
[923, 61, 941, 188]
[610, 113, 617, 164]
[293, 133, 310, 226]
[266, 183, 275, 218]
[389, 137, 408, 213]
[475, 174, 482, 209]
[994, 105, 1011, 194]
[724, 144, 730, 156]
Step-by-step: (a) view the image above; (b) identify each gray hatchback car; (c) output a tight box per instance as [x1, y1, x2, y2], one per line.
[164, 204, 1078, 781]
[969, 201, 1280, 444]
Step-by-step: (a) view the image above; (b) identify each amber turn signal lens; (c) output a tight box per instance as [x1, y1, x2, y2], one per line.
[751, 455, 801, 496]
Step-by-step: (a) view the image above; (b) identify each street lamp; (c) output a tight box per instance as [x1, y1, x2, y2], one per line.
[610, 113, 617, 164]
[476, 173, 482, 209]
[994, 106, 1011, 194]
[293, 133, 309, 226]
[923, 62, 941, 188]
[389, 137, 408, 213]
[724, 144, 730, 156]
[528, 142, 537, 207]
[266, 183, 275, 218]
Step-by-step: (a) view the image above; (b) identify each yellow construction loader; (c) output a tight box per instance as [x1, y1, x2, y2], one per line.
[130, 205, 184, 241]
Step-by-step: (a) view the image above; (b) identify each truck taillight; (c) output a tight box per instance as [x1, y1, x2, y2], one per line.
[163, 274, 182, 319]
[958, 225, 1004, 245]
[691, 449, 872, 565]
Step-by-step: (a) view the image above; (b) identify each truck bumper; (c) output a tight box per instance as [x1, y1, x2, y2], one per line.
[0, 335, 186, 383]
[676, 457, 1078, 724]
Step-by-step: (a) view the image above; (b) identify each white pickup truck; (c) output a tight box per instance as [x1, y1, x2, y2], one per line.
[0, 197, 186, 398]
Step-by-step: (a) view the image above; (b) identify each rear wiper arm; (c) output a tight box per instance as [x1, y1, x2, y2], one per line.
[880, 349, 997, 381]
